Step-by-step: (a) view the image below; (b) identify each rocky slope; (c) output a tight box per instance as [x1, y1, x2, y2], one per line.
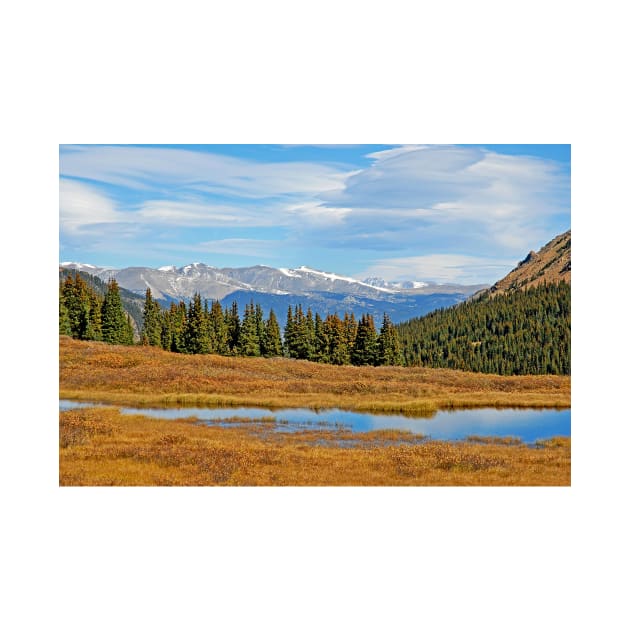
[480, 230, 570, 297]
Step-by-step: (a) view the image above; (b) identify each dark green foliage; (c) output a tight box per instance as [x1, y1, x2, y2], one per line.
[239, 301, 261, 356]
[101, 278, 133, 345]
[352, 314, 379, 366]
[284, 306, 298, 359]
[164, 302, 187, 352]
[396, 282, 570, 375]
[289, 305, 316, 360]
[261, 309, 283, 357]
[141, 288, 163, 346]
[59, 285, 72, 336]
[183, 293, 210, 354]
[313, 313, 329, 363]
[208, 300, 229, 354]
[61, 273, 96, 340]
[61, 273, 566, 375]
[225, 301, 241, 354]
[378, 313, 403, 366]
[59, 268, 143, 332]
[326, 313, 351, 365]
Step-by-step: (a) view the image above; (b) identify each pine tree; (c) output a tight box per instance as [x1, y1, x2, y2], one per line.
[226, 301, 241, 354]
[284, 306, 297, 358]
[59, 284, 72, 336]
[378, 313, 403, 366]
[352, 313, 378, 366]
[101, 278, 129, 345]
[239, 300, 261, 356]
[183, 293, 210, 354]
[343, 312, 358, 359]
[326, 314, 350, 365]
[141, 288, 162, 346]
[292, 305, 315, 360]
[86, 292, 102, 341]
[62, 273, 92, 339]
[208, 300, 229, 354]
[123, 313, 135, 345]
[261, 308, 283, 357]
[313, 312, 329, 362]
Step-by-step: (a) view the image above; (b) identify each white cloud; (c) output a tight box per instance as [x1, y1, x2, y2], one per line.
[316, 145, 569, 257]
[136, 199, 281, 227]
[59, 178, 127, 233]
[360, 253, 517, 285]
[286, 202, 352, 226]
[60, 145, 349, 198]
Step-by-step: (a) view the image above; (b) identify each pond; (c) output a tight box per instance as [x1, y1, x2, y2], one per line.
[59, 400, 570, 444]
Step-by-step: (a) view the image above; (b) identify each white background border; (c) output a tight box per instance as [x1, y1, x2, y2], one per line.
[4, 1, 627, 628]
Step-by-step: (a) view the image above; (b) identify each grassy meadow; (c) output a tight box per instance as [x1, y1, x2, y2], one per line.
[59, 406, 571, 486]
[59, 337, 570, 486]
[60, 337, 570, 413]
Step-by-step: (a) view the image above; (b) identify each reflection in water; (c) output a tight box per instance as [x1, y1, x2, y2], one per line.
[59, 399, 570, 444]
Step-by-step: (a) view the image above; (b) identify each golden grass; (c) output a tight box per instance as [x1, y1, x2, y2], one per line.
[59, 407, 570, 486]
[59, 337, 570, 412]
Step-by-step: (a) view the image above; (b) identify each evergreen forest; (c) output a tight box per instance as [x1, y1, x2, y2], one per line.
[396, 282, 570, 375]
[59, 272, 570, 375]
[59, 272, 403, 366]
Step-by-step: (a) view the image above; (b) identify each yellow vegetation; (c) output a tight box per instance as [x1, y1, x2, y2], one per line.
[60, 337, 570, 412]
[59, 407, 571, 486]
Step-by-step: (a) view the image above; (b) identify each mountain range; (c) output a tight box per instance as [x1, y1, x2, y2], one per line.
[59, 262, 488, 326]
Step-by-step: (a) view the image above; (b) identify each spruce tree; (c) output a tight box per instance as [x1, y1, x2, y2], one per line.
[183, 293, 210, 354]
[101, 278, 128, 345]
[313, 312, 329, 362]
[352, 314, 378, 366]
[208, 300, 229, 354]
[284, 306, 297, 358]
[378, 313, 403, 366]
[261, 308, 283, 357]
[62, 273, 92, 339]
[326, 314, 350, 365]
[59, 285, 72, 336]
[226, 301, 241, 354]
[239, 301, 261, 356]
[142, 288, 162, 346]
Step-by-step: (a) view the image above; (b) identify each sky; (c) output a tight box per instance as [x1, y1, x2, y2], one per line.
[59, 144, 570, 285]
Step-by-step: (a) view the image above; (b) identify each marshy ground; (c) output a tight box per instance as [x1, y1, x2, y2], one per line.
[59, 338, 570, 486]
[59, 407, 570, 486]
[60, 337, 571, 413]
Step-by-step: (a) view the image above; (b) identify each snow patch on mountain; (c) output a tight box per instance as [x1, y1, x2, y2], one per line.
[296, 266, 394, 293]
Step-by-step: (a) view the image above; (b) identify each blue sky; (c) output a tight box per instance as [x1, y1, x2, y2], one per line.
[59, 144, 570, 284]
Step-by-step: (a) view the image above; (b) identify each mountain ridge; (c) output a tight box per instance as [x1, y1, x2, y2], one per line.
[476, 230, 571, 298]
[59, 261, 488, 325]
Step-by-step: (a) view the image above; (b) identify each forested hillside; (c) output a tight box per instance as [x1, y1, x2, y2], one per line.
[397, 282, 570, 375]
[59, 268, 144, 333]
[60, 272, 404, 366]
[59, 272, 135, 344]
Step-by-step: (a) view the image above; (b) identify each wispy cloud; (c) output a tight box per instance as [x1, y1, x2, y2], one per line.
[60, 145, 348, 198]
[360, 254, 517, 285]
[59, 178, 128, 233]
[58, 144, 570, 282]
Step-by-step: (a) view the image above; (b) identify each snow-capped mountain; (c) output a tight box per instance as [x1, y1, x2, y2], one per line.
[60, 262, 488, 324]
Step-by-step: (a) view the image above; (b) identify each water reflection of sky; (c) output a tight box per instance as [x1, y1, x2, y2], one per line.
[59, 400, 570, 444]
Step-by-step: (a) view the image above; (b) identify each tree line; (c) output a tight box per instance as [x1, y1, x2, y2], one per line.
[59, 271, 570, 375]
[59, 273, 135, 345]
[59, 272, 403, 366]
[141, 288, 403, 366]
[396, 282, 570, 375]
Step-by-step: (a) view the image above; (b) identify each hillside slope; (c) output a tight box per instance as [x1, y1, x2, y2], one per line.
[396, 231, 571, 376]
[481, 230, 570, 297]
